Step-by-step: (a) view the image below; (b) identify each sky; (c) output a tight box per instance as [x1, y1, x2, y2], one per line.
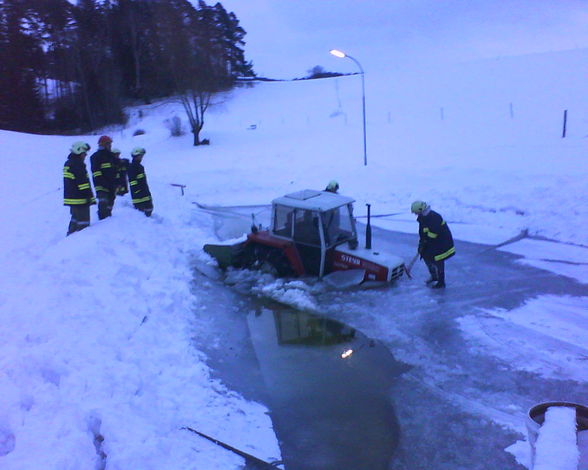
[220, 0, 588, 78]
[1, 1, 588, 469]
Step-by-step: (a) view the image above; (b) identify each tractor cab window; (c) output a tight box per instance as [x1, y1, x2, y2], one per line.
[273, 205, 294, 237]
[293, 209, 321, 245]
[273, 206, 321, 245]
[322, 204, 355, 247]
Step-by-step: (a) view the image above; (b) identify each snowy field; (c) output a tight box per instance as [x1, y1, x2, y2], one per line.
[2, 2, 588, 469]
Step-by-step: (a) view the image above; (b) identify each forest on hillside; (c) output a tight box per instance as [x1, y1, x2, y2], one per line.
[0, 0, 254, 133]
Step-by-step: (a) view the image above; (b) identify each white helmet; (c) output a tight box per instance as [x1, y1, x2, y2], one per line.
[131, 147, 146, 157]
[70, 141, 90, 155]
[411, 200, 429, 214]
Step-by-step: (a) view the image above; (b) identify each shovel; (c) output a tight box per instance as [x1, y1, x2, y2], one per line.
[404, 252, 419, 279]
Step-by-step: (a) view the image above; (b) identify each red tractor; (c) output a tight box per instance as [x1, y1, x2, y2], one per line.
[204, 189, 405, 284]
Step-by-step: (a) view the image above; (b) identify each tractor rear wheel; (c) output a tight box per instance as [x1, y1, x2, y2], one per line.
[253, 245, 294, 278]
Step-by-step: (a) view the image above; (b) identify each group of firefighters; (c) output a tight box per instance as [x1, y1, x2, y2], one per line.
[63, 135, 153, 236]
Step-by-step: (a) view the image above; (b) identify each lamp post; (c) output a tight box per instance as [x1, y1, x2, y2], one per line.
[330, 49, 367, 166]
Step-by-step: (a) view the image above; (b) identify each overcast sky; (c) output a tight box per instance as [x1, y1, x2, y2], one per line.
[219, 0, 588, 78]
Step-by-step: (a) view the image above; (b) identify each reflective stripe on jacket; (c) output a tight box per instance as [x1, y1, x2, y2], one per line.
[127, 160, 152, 206]
[115, 157, 130, 192]
[90, 148, 118, 193]
[417, 209, 455, 262]
[63, 154, 96, 206]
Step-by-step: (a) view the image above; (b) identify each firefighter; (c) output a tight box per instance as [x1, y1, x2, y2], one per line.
[112, 148, 129, 195]
[411, 200, 455, 288]
[324, 180, 339, 193]
[90, 135, 118, 219]
[63, 141, 95, 236]
[128, 147, 153, 217]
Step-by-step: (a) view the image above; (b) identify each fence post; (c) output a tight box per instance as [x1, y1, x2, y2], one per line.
[562, 109, 568, 138]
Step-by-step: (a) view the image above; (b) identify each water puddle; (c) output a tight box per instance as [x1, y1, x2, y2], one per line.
[247, 302, 408, 470]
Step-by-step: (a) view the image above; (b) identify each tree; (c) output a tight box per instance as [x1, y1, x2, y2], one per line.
[179, 89, 212, 146]
[305, 65, 342, 80]
[71, 0, 124, 129]
[175, 0, 254, 146]
[0, 0, 254, 134]
[0, 0, 45, 131]
[212, 2, 254, 79]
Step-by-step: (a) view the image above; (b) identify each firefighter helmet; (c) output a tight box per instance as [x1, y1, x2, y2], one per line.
[325, 180, 339, 193]
[111, 148, 121, 155]
[98, 135, 112, 146]
[411, 200, 429, 214]
[70, 141, 91, 155]
[131, 147, 146, 156]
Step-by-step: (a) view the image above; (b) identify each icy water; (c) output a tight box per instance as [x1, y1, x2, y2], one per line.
[190, 273, 407, 469]
[246, 305, 406, 470]
[192, 218, 588, 470]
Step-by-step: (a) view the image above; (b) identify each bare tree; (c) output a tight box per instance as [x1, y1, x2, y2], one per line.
[179, 89, 212, 146]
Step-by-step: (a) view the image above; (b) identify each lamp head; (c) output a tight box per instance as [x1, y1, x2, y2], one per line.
[330, 49, 346, 58]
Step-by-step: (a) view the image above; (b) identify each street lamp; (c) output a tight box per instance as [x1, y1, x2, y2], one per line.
[330, 49, 367, 166]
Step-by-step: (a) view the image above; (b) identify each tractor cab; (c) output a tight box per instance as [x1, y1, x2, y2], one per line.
[268, 189, 358, 277]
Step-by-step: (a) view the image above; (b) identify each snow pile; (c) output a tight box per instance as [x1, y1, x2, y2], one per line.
[0, 201, 280, 469]
[533, 406, 579, 470]
[225, 269, 319, 311]
[253, 279, 319, 311]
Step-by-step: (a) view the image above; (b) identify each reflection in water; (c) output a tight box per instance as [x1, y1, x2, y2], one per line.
[272, 310, 356, 346]
[247, 305, 406, 470]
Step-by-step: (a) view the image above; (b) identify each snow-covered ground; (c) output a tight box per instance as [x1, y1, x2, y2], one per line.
[1, 2, 588, 469]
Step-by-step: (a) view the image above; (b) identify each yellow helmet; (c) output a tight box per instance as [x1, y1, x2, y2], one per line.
[325, 180, 339, 192]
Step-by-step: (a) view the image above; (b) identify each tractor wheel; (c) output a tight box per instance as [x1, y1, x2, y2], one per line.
[254, 246, 294, 278]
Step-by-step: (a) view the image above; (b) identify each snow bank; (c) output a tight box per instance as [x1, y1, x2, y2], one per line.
[0, 186, 280, 469]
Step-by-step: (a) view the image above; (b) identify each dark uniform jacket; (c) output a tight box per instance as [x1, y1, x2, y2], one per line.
[90, 148, 118, 194]
[63, 154, 96, 206]
[115, 157, 130, 194]
[127, 160, 153, 206]
[417, 209, 455, 262]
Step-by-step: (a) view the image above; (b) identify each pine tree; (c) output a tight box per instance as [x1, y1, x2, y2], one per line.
[71, 0, 124, 129]
[0, 0, 254, 133]
[0, 0, 45, 131]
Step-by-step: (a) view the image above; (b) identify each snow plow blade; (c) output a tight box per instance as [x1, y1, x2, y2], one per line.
[203, 242, 248, 270]
[323, 269, 367, 289]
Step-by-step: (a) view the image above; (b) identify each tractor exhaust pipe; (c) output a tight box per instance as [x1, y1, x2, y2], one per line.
[365, 203, 372, 249]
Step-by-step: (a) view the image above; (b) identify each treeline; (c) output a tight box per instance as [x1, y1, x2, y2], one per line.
[0, 0, 254, 133]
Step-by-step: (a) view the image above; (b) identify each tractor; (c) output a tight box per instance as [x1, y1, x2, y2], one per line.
[203, 189, 405, 284]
